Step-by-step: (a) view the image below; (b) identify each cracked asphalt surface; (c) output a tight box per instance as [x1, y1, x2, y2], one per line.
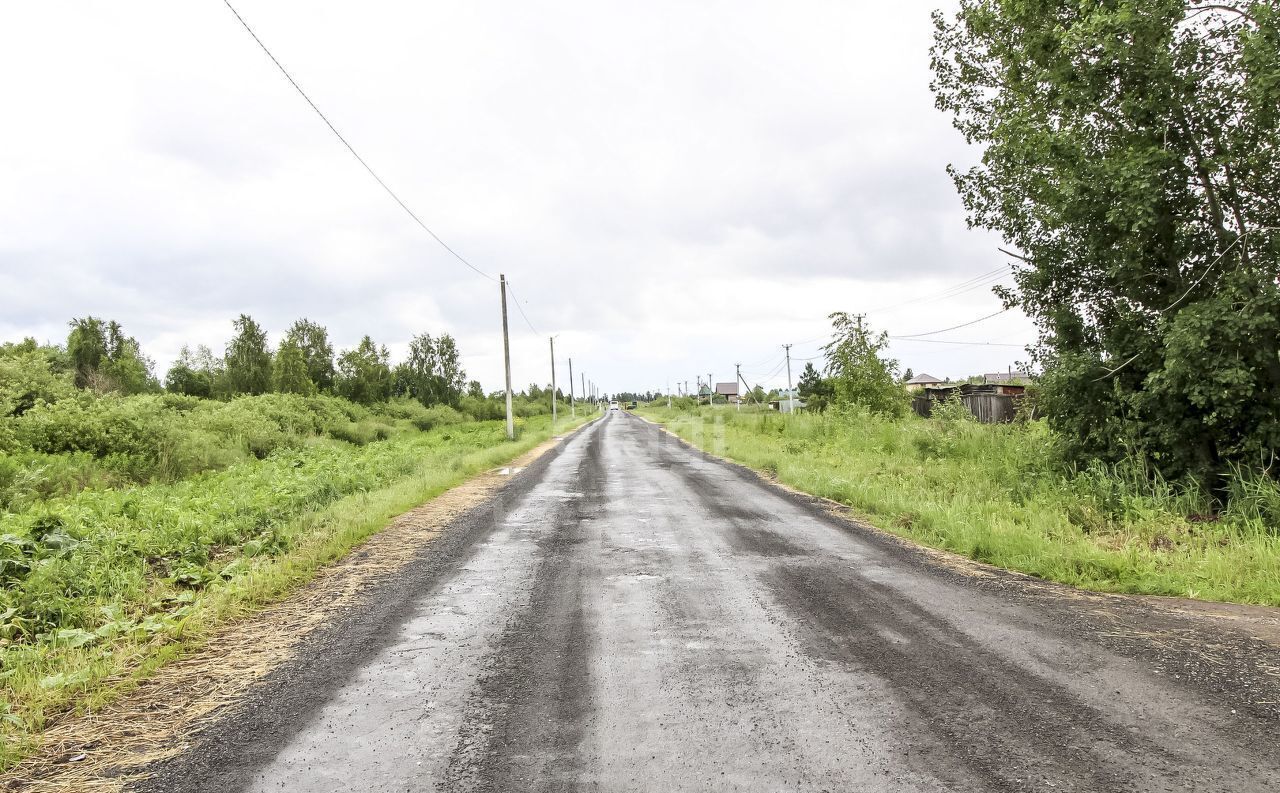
[142, 411, 1280, 792]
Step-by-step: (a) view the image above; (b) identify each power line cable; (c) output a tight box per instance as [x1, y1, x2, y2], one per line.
[867, 265, 1011, 314]
[741, 348, 786, 369]
[504, 280, 539, 335]
[741, 353, 787, 377]
[896, 308, 1011, 339]
[888, 337, 1026, 347]
[220, 0, 497, 284]
[787, 264, 1014, 345]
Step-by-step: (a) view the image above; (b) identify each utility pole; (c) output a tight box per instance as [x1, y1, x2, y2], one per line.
[784, 343, 795, 415]
[734, 364, 742, 411]
[549, 336, 557, 425]
[499, 274, 514, 440]
[568, 357, 575, 418]
[581, 371, 586, 409]
[855, 314, 866, 335]
[667, 379, 672, 409]
[737, 368, 757, 408]
[707, 372, 713, 406]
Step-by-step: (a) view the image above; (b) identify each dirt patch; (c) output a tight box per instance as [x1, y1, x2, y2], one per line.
[0, 434, 575, 793]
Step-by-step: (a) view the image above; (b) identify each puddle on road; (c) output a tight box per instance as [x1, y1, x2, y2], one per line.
[496, 466, 526, 476]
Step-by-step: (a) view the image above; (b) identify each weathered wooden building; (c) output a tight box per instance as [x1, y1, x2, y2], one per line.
[911, 382, 1022, 423]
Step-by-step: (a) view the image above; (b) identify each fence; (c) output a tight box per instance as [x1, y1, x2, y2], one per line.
[911, 392, 1019, 423]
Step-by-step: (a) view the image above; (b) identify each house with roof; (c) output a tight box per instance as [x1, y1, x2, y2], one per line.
[905, 372, 945, 392]
[715, 382, 739, 404]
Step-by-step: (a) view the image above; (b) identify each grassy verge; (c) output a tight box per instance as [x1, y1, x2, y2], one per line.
[639, 405, 1280, 606]
[0, 413, 590, 770]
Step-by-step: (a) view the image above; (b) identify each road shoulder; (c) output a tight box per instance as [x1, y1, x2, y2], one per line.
[0, 421, 595, 793]
[630, 411, 1280, 720]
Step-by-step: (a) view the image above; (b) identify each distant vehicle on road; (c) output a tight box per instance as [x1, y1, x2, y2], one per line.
[609, 401, 619, 411]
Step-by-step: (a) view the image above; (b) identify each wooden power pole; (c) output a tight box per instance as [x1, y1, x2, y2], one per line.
[784, 344, 795, 415]
[499, 274, 514, 440]
[549, 336, 557, 425]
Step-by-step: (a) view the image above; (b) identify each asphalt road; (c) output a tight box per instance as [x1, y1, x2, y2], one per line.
[145, 410, 1280, 792]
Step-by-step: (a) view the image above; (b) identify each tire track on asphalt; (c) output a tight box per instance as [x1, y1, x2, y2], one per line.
[441, 422, 605, 792]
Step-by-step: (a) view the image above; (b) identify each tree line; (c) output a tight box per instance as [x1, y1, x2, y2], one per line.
[58, 314, 481, 408]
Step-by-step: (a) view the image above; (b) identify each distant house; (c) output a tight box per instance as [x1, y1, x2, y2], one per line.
[905, 372, 945, 391]
[983, 371, 1032, 383]
[715, 382, 740, 403]
[981, 371, 1032, 396]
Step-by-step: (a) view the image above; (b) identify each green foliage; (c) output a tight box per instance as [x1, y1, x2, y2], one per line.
[335, 336, 392, 405]
[0, 389, 401, 505]
[0, 411, 581, 768]
[931, 1, 1280, 489]
[392, 332, 466, 407]
[822, 313, 906, 417]
[929, 395, 975, 424]
[797, 361, 833, 413]
[164, 345, 220, 399]
[223, 315, 273, 396]
[282, 318, 335, 393]
[374, 398, 467, 431]
[273, 337, 316, 395]
[0, 347, 75, 421]
[66, 318, 107, 390]
[163, 364, 210, 399]
[66, 318, 157, 395]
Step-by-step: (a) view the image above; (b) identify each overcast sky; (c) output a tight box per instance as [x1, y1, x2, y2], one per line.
[0, 1, 1036, 396]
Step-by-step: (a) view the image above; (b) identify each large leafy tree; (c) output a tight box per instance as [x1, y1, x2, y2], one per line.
[822, 313, 906, 417]
[273, 337, 316, 395]
[335, 336, 392, 404]
[392, 333, 466, 407]
[282, 318, 335, 393]
[932, 1, 1280, 487]
[66, 317, 156, 394]
[224, 315, 273, 396]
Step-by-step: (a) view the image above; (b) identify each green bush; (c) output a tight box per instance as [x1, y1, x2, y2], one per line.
[0, 392, 414, 506]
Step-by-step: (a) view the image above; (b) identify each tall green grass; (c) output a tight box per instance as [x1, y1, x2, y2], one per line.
[642, 405, 1280, 606]
[0, 412, 589, 770]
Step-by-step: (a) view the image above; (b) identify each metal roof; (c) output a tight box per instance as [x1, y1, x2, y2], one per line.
[905, 372, 944, 385]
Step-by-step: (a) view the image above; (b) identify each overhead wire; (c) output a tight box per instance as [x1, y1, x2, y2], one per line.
[888, 337, 1027, 347]
[866, 265, 1011, 314]
[786, 264, 1015, 346]
[504, 280, 539, 334]
[895, 308, 1011, 339]
[220, 0, 498, 284]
